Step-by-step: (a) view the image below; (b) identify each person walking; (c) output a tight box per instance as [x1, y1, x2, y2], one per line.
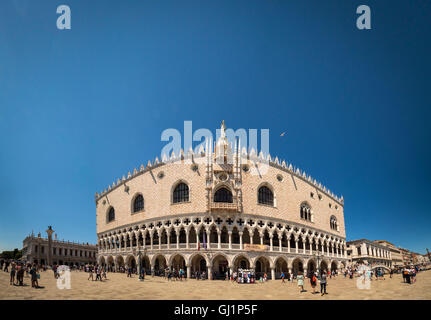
[281, 272, 285, 283]
[320, 272, 327, 296]
[95, 266, 102, 281]
[297, 271, 304, 293]
[29, 264, 39, 288]
[88, 266, 94, 281]
[17, 263, 25, 286]
[10, 262, 16, 285]
[411, 268, 416, 283]
[140, 267, 145, 281]
[310, 272, 317, 294]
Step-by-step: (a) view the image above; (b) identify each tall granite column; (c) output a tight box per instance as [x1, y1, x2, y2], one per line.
[46, 226, 55, 267]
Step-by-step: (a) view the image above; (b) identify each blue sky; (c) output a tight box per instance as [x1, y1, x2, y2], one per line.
[0, 0, 430, 253]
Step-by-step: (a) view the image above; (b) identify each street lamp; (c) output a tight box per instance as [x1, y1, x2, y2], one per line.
[138, 247, 148, 281]
[137, 248, 142, 281]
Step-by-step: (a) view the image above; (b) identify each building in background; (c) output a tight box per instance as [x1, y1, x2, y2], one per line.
[21, 226, 97, 266]
[346, 239, 393, 268]
[373, 240, 403, 268]
[411, 252, 429, 265]
[399, 248, 414, 266]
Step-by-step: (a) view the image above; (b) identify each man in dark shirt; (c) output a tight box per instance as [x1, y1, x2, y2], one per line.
[29, 264, 39, 288]
[320, 272, 327, 296]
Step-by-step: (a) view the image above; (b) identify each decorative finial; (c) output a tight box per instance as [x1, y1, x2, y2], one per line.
[221, 120, 226, 137]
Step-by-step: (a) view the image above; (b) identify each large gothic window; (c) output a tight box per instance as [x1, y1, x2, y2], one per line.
[107, 207, 115, 222]
[173, 183, 189, 203]
[258, 186, 274, 206]
[214, 187, 233, 203]
[330, 216, 338, 230]
[133, 194, 144, 212]
[300, 203, 311, 221]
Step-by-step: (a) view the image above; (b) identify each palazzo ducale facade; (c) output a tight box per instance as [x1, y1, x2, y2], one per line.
[96, 122, 348, 279]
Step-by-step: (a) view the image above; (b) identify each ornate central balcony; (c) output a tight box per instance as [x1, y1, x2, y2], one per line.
[210, 201, 238, 211]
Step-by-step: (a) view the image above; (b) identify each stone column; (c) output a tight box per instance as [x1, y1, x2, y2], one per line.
[218, 232, 221, 249]
[187, 266, 191, 279]
[260, 234, 263, 246]
[167, 233, 170, 249]
[208, 266, 213, 280]
[186, 231, 189, 249]
[269, 236, 273, 252]
[150, 234, 154, 251]
[303, 240, 306, 254]
[295, 239, 299, 254]
[271, 267, 275, 281]
[327, 244, 330, 256]
[176, 233, 179, 249]
[287, 238, 291, 253]
[228, 232, 232, 250]
[206, 230, 211, 249]
[310, 241, 313, 255]
[196, 230, 200, 249]
[250, 230, 253, 245]
[239, 232, 243, 250]
[46, 226, 54, 267]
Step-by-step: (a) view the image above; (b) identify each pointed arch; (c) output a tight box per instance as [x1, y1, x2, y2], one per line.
[131, 193, 144, 213]
[257, 183, 275, 206]
[172, 180, 190, 203]
[213, 186, 233, 203]
[106, 206, 115, 223]
[300, 201, 312, 221]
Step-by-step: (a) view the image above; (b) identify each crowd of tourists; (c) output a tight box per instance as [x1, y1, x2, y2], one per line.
[341, 262, 426, 285]
[163, 267, 186, 280]
[230, 269, 258, 283]
[85, 264, 107, 281]
[3, 256, 428, 296]
[402, 267, 418, 284]
[293, 270, 329, 296]
[1, 259, 41, 289]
